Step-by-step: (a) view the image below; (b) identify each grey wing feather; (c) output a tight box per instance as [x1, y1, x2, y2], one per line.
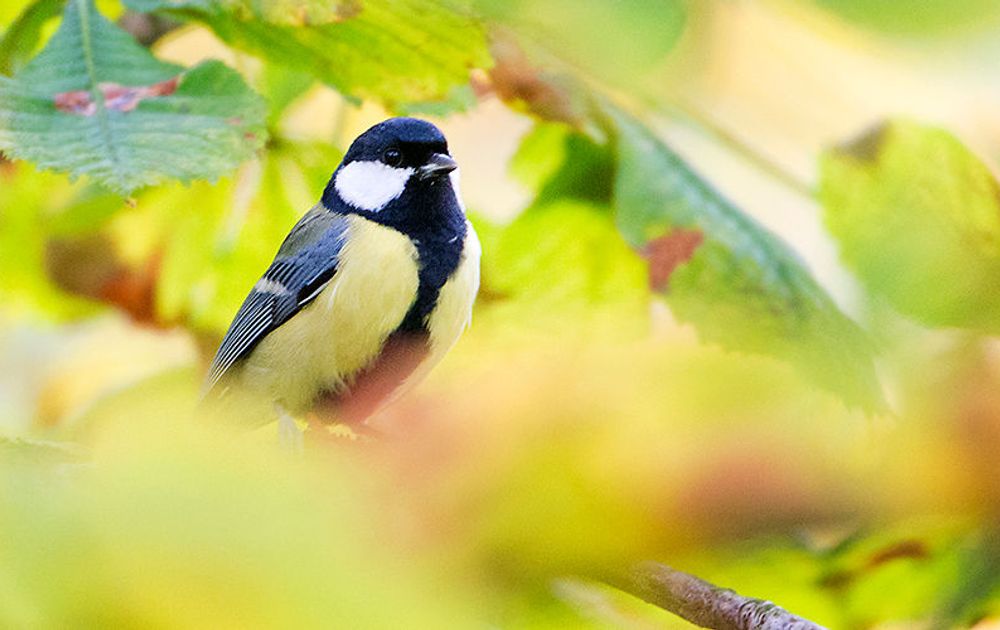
[203, 207, 350, 393]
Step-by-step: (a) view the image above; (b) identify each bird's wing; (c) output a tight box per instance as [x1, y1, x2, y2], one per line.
[204, 206, 350, 393]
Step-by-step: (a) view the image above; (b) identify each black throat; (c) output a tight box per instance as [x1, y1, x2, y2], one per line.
[396, 216, 467, 333]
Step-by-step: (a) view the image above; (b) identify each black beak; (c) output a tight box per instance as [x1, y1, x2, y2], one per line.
[417, 153, 458, 180]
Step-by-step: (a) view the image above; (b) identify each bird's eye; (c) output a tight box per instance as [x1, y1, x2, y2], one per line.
[381, 148, 403, 167]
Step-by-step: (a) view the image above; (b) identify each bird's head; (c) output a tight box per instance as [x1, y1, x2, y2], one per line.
[322, 117, 463, 229]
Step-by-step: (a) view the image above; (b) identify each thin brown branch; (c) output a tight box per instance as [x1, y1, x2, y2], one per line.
[615, 561, 826, 630]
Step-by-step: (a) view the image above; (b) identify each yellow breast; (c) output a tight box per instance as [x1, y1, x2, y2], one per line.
[428, 223, 481, 356]
[239, 215, 420, 413]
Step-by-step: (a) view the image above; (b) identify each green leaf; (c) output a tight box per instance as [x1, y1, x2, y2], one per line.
[395, 83, 476, 118]
[0, 0, 63, 76]
[511, 122, 615, 209]
[508, 122, 571, 192]
[812, 0, 1000, 36]
[0, 0, 266, 194]
[126, 0, 491, 110]
[607, 105, 883, 410]
[820, 121, 1000, 333]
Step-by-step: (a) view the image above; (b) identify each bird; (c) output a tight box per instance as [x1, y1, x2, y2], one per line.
[203, 117, 480, 444]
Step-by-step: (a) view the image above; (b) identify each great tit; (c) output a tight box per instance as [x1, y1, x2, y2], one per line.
[204, 117, 480, 438]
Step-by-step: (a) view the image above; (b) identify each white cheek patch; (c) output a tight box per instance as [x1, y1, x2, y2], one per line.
[449, 168, 466, 212]
[334, 160, 414, 212]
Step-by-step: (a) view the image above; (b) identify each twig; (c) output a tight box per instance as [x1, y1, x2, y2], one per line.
[615, 561, 826, 630]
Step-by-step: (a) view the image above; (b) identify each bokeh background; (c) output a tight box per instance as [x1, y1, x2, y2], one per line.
[3, 0, 1000, 627]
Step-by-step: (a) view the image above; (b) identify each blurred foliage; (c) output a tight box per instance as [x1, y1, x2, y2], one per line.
[0, 163, 101, 320]
[821, 121, 1000, 334]
[217, 0, 361, 25]
[0, 0, 62, 76]
[148, 141, 340, 331]
[124, 0, 491, 109]
[608, 107, 881, 410]
[474, 0, 686, 90]
[2, 0, 1000, 628]
[812, 0, 1000, 37]
[0, 422, 482, 628]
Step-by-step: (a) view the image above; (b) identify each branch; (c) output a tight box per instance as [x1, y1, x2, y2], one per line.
[615, 561, 826, 630]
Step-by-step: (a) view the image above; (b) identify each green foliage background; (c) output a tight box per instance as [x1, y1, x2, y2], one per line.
[2, 0, 1000, 628]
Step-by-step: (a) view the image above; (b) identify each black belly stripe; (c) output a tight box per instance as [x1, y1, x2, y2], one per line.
[396, 222, 467, 334]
